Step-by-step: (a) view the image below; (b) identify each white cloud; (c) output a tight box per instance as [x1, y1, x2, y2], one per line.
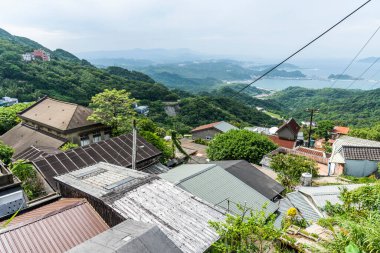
[0, 0, 379, 59]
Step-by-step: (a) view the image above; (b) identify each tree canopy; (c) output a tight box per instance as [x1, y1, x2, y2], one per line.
[270, 153, 318, 190]
[207, 129, 277, 164]
[88, 89, 137, 135]
[0, 141, 14, 164]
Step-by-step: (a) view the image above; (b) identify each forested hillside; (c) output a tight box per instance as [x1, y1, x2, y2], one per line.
[271, 86, 380, 127]
[0, 28, 280, 133]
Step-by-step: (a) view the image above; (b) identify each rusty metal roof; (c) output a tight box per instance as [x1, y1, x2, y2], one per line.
[0, 198, 109, 253]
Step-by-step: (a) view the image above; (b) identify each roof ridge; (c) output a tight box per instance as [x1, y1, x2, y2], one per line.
[1, 199, 86, 233]
[175, 164, 217, 185]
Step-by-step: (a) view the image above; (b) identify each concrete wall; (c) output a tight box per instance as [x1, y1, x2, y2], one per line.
[277, 127, 296, 141]
[192, 129, 221, 140]
[344, 159, 379, 177]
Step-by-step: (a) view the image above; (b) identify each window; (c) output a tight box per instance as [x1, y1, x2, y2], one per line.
[93, 132, 101, 143]
[80, 135, 90, 146]
[104, 130, 111, 140]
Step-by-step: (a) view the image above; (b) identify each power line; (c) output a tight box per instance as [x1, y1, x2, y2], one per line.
[345, 57, 380, 89]
[329, 25, 380, 88]
[233, 0, 373, 97]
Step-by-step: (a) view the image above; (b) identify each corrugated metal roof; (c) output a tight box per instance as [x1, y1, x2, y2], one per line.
[55, 163, 225, 253]
[68, 219, 182, 253]
[160, 164, 278, 216]
[191, 121, 237, 133]
[111, 179, 224, 253]
[13, 145, 62, 161]
[298, 184, 364, 209]
[0, 198, 109, 253]
[33, 133, 161, 190]
[286, 192, 323, 222]
[213, 160, 285, 200]
[214, 121, 238, 133]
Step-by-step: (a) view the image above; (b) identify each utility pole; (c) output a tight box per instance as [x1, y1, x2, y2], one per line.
[306, 108, 318, 148]
[132, 119, 137, 170]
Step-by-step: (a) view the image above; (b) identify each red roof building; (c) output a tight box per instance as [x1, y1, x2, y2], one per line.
[333, 126, 350, 135]
[276, 118, 301, 141]
[268, 135, 296, 149]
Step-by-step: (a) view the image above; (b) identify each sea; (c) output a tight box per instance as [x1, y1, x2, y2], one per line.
[243, 59, 380, 91]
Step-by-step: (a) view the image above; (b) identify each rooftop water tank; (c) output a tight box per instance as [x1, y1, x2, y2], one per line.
[300, 172, 312, 187]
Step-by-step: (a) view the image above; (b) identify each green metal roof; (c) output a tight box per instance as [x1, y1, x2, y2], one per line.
[160, 164, 278, 216]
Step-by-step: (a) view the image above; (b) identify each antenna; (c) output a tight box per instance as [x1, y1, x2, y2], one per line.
[132, 119, 137, 170]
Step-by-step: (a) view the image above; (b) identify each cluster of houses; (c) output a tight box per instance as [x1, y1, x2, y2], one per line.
[0, 96, 18, 107]
[21, 49, 51, 62]
[0, 96, 379, 252]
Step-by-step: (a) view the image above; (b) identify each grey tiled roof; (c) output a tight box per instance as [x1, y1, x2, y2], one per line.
[342, 146, 380, 160]
[286, 192, 323, 223]
[331, 136, 380, 163]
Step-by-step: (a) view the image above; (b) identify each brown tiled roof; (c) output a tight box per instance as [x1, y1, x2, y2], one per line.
[18, 96, 100, 132]
[0, 123, 66, 156]
[296, 147, 325, 157]
[32, 133, 162, 190]
[191, 121, 222, 132]
[267, 147, 329, 165]
[268, 135, 295, 149]
[277, 118, 300, 135]
[0, 198, 109, 253]
[333, 126, 350, 135]
[343, 146, 380, 161]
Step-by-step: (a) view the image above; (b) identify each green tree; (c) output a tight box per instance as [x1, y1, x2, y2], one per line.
[88, 89, 138, 135]
[139, 131, 173, 163]
[0, 102, 32, 134]
[270, 154, 318, 190]
[0, 141, 14, 164]
[315, 120, 334, 141]
[59, 142, 79, 151]
[10, 160, 45, 200]
[209, 204, 281, 253]
[207, 129, 277, 164]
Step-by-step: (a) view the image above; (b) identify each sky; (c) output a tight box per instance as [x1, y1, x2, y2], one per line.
[1, 0, 379, 60]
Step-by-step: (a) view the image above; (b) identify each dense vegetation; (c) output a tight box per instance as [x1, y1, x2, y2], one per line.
[320, 183, 380, 252]
[0, 102, 32, 134]
[207, 129, 277, 164]
[271, 86, 380, 127]
[0, 28, 280, 134]
[349, 123, 380, 141]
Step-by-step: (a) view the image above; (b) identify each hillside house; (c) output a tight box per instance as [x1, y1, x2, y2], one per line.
[0, 97, 18, 107]
[331, 126, 350, 139]
[191, 121, 237, 140]
[0, 96, 111, 155]
[32, 49, 50, 61]
[329, 136, 380, 177]
[276, 118, 301, 141]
